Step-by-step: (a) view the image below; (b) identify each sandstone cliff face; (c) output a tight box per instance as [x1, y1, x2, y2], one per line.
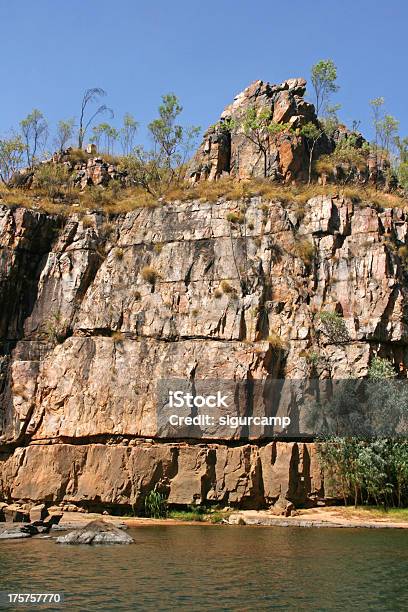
[1, 194, 407, 510]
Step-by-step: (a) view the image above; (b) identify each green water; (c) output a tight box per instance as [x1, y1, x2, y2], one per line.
[1, 525, 407, 611]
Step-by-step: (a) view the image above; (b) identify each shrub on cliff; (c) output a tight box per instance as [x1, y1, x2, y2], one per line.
[34, 163, 71, 201]
[316, 139, 369, 185]
[294, 238, 316, 267]
[318, 310, 349, 343]
[141, 265, 160, 285]
[0, 135, 26, 184]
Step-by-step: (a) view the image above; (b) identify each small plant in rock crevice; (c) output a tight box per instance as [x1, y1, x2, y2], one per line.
[141, 265, 160, 285]
[220, 280, 235, 294]
[267, 330, 288, 350]
[294, 237, 316, 266]
[42, 311, 66, 344]
[318, 310, 350, 343]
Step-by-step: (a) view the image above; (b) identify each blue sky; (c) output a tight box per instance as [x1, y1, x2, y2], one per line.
[1, 0, 407, 150]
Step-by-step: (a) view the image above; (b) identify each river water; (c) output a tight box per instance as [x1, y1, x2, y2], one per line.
[1, 525, 407, 611]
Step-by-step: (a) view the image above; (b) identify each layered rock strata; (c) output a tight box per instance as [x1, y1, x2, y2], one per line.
[1, 193, 408, 510]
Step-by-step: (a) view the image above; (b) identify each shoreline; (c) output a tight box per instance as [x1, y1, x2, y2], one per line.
[55, 507, 408, 531]
[2, 507, 408, 541]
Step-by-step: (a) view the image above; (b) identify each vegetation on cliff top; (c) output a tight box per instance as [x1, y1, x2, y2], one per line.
[0, 59, 408, 217]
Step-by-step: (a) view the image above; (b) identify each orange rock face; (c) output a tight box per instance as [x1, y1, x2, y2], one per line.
[1, 191, 408, 511]
[188, 78, 320, 183]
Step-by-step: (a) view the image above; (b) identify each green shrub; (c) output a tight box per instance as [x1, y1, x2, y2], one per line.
[368, 356, 396, 379]
[35, 163, 71, 200]
[318, 310, 349, 343]
[317, 437, 408, 509]
[42, 311, 65, 344]
[226, 211, 244, 224]
[144, 490, 168, 518]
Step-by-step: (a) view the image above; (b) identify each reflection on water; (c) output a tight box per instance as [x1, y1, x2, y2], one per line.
[1, 525, 408, 611]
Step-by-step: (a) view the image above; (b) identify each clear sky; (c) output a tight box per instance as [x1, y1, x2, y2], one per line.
[1, 0, 407, 149]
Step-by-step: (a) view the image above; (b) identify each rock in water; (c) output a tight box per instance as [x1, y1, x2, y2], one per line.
[55, 520, 134, 545]
[0, 524, 38, 539]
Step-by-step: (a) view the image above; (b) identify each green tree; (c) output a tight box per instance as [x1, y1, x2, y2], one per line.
[90, 123, 119, 154]
[0, 135, 26, 184]
[120, 113, 138, 155]
[20, 109, 48, 167]
[368, 98, 399, 172]
[240, 106, 289, 178]
[77, 88, 113, 149]
[148, 93, 200, 174]
[311, 59, 339, 117]
[123, 93, 200, 195]
[394, 136, 408, 163]
[54, 118, 75, 152]
[301, 122, 324, 184]
[378, 115, 399, 161]
[390, 441, 408, 507]
[394, 136, 408, 191]
[370, 96, 384, 152]
[398, 162, 408, 191]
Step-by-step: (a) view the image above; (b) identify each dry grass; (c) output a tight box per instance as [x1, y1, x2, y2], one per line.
[294, 238, 316, 266]
[160, 180, 408, 210]
[66, 148, 91, 164]
[334, 506, 408, 522]
[267, 331, 288, 350]
[141, 265, 160, 284]
[81, 215, 94, 229]
[1, 177, 407, 219]
[220, 280, 236, 294]
[66, 148, 123, 166]
[226, 211, 245, 224]
[111, 331, 125, 343]
[114, 247, 124, 260]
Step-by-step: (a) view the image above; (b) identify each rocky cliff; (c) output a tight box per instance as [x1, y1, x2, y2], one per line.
[1, 187, 408, 512]
[188, 78, 324, 183]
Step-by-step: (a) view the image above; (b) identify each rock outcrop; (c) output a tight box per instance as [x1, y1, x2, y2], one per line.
[1, 189, 408, 511]
[56, 520, 134, 545]
[188, 78, 324, 183]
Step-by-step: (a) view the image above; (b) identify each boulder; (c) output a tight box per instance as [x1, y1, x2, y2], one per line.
[55, 520, 134, 545]
[0, 502, 7, 522]
[4, 505, 30, 523]
[0, 524, 38, 540]
[29, 504, 48, 523]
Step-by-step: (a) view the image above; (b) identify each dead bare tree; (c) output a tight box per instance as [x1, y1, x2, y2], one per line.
[77, 88, 113, 149]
